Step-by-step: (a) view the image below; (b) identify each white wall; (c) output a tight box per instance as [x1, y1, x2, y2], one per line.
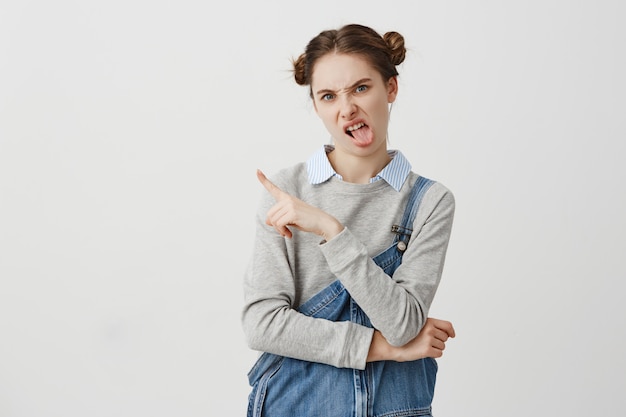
[1, 1, 624, 416]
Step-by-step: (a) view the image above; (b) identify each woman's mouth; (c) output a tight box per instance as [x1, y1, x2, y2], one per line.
[345, 121, 374, 146]
[345, 122, 366, 137]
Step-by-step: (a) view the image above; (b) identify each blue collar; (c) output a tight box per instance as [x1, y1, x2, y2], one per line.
[306, 145, 412, 192]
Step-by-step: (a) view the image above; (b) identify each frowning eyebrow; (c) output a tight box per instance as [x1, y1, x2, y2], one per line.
[315, 78, 373, 97]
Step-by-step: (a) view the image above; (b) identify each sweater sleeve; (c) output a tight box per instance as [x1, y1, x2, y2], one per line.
[241, 192, 374, 370]
[319, 183, 455, 347]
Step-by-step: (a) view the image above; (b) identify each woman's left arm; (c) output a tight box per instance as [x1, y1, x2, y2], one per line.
[319, 185, 455, 347]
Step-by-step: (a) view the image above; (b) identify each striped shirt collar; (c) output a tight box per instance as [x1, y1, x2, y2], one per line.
[306, 144, 412, 192]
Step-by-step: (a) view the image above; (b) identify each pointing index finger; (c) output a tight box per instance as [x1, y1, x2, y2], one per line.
[257, 169, 286, 200]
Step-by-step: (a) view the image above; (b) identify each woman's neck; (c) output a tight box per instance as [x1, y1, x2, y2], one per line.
[328, 147, 391, 184]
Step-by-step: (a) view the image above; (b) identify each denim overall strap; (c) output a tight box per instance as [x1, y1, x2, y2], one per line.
[373, 176, 435, 278]
[392, 175, 435, 247]
[247, 176, 436, 417]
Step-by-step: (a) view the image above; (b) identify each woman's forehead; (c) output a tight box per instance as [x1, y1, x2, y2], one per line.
[311, 53, 381, 90]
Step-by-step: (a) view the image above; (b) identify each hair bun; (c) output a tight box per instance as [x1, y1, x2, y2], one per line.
[292, 53, 308, 86]
[383, 31, 406, 66]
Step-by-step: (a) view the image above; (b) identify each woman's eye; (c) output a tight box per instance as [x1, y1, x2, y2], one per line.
[356, 85, 368, 93]
[322, 93, 334, 101]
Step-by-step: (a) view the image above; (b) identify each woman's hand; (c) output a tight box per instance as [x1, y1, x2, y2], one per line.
[367, 318, 455, 363]
[257, 170, 344, 241]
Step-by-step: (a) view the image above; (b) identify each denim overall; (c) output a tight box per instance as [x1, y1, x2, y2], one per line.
[247, 177, 437, 417]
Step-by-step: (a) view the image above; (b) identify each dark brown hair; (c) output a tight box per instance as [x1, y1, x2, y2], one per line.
[292, 24, 406, 96]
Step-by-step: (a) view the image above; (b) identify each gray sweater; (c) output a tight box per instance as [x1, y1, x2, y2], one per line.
[242, 162, 455, 370]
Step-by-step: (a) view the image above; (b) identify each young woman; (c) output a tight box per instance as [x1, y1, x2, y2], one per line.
[242, 23, 456, 417]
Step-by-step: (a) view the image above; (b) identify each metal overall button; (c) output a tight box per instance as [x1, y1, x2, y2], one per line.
[397, 241, 407, 252]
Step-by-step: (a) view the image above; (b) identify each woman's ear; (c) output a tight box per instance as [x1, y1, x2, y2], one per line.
[387, 76, 398, 103]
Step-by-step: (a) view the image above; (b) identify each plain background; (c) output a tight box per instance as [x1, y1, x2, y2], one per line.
[1, 1, 625, 416]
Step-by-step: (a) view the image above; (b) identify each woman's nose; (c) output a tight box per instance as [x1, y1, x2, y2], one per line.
[339, 96, 356, 119]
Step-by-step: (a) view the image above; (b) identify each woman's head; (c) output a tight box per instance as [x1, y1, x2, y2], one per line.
[292, 24, 406, 95]
[292, 24, 407, 163]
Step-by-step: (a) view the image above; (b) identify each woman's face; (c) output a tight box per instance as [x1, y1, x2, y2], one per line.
[311, 53, 398, 158]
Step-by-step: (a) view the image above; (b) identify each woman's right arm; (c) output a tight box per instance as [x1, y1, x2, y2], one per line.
[241, 194, 375, 370]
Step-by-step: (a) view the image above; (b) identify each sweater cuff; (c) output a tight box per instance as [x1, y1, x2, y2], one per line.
[319, 227, 367, 275]
[345, 325, 375, 370]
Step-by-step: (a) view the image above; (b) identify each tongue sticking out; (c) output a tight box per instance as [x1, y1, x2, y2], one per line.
[350, 125, 374, 146]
